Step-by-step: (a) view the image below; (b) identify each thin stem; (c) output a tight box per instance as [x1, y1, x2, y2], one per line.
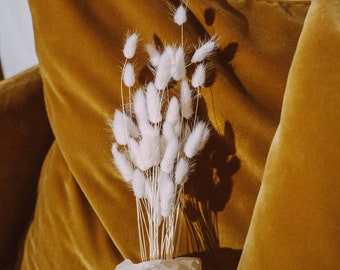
[181, 24, 184, 48]
[137, 199, 146, 261]
[209, 86, 222, 133]
[120, 59, 128, 114]
[193, 86, 200, 126]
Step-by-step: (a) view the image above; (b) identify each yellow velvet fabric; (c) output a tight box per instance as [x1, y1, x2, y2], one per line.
[0, 67, 53, 269]
[238, 1, 340, 268]
[12, 0, 339, 269]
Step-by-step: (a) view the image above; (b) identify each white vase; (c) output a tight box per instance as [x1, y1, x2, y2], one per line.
[115, 257, 202, 270]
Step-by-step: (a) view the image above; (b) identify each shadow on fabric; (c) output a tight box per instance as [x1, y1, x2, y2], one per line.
[182, 99, 242, 269]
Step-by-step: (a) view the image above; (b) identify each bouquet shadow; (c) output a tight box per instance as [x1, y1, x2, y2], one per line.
[181, 100, 242, 269]
[184, 248, 242, 270]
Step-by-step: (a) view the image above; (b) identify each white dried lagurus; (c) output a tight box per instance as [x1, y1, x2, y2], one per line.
[184, 121, 210, 158]
[191, 63, 206, 88]
[146, 82, 162, 124]
[123, 32, 139, 59]
[146, 43, 161, 67]
[111, 110, 139, 145]
[154, 46, 173, 90]
[180, 80, 194, 120]
[139, 135, 160, 170]
[175, 157, 190, 185]
[165, 97, 180, 126]
[160, 139, 179, 174]
[173, 4, 187, 26]
[132, 169, 146, 199]
[111, 143, 133, 182]
[111, 1, 214, 265]
[133, 89, 148, 124]
[172, 46, 186, 81]
[123, 62, 136, 88]
[191, 38, 216, 63]
[159, 171, 176, 217]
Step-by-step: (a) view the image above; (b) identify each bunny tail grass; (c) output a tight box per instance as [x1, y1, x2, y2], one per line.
[146, 82, 162, 124]
[111, 143, 133, 182]
[154, 46, 173, 90]
[165, 97, 180, 126]
[111, 110, 138, 145]
[132, 169, 146, 198]
[191, 38, 216, 63]
[160, 139, 179, 174]
[173, 4, 187, 26]
[123, 62, 136, 88]
[111, 1, 216, 262]
[123, 32, 139, 59]
[191, 63, 206, 88]
[133, 89, 148, 124]
[172, 46, 186, 81]
[146, 43, 161, 67]
[184, 121, 210, 158]
[175, 157, 190, 185]
[159, 171, 176, 217]
[180, 80, 194, 120]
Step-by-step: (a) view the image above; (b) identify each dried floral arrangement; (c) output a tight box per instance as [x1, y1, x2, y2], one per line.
[110, 2, 217, 268]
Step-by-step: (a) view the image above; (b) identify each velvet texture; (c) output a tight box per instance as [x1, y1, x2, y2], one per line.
[0, 0, 337, 269]
[0, 67, 53, 269]
[238, 1, 340, 268]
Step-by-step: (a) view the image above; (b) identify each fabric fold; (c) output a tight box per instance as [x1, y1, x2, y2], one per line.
[238, 0, 340, 268]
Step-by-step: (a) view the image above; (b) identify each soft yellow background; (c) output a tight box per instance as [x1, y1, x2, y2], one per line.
[0, 0, 339, 269]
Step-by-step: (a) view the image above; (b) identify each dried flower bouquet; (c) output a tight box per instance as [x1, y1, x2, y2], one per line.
[111, 2, 216, 268]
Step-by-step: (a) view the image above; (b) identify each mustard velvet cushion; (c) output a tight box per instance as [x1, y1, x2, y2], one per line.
[0, 67, 53, 269]
[239, 1, 340, 269]
[18, 0, 340, 269]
